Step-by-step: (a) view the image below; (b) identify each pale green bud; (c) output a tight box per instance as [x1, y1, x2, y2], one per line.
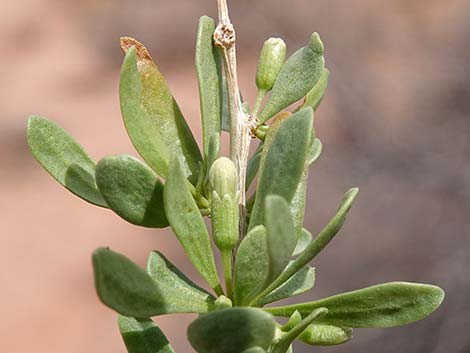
[256, 37, 287, 92]
[209, 157, 238, 198]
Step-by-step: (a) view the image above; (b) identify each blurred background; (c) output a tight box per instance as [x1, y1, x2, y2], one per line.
[1, 0, 469, 352]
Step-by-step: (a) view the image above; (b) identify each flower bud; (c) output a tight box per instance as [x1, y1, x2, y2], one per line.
[209, 157, 238, 198]
[256, 38, 286, 92]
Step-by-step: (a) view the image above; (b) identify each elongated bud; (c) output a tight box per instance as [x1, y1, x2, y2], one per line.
[256, 38, 286, 92]
[209, 157, 238, 198]
[209, 157, 239, 251]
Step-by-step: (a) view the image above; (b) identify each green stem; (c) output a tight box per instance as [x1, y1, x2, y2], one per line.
[252, 89, 267, 117]
[221, 250, 233, 299]
[187, 180, 211, 209]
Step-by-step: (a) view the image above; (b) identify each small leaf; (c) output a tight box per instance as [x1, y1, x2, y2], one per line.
[258, 264, 315, 306]
[251, 188, 358, 306]
[258, 33, 325, 123]
[27, 116, 107, 207]
[265, 282, 445, 328]
[196, 16, 222, 163]
[241, 348, 266, 353]
[298, 67, 330, 112]
[249, 108, 314, 231]
[299, 324, 352, 346]
[118, 316, 176, 353]
[290, 167, 308, 235]
[307, 138, 322, 165]
[147, 251, 215, 311]
[220, 76, 230, 132]
[187, 308, 276, 353]
[264, 195, 297, 283]
[270, 308, 328, 353]
[233, 226, 269, 306]
[246, 143, 263, 191]
[164, 156, 221, 293]
[119, 38, 202, 183]
[292, 228, 313, 257]
[281, 311, 302, 332]
[95, 155, 168, 228]
[93, 248, 165, 317]
[93, 248, 213, 317]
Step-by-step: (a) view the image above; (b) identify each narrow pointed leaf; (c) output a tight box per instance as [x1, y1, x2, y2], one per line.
[95, 155, 168, 228]
[187, 308, 276, 353]
[220, 76, 230, 132]
[265, 282, 445, 328]
[298, 67, 330, 112]
[258, 33, 325, 123]
[118, 316, 176, 353]
[233, 225, 269, 305]
[249, 108, 313, 230]
[265, 195, 297, 282]
[119, 38, 202, 183]
[299, 324, 352, 346]
[292, 228, 313, 257]
[27, 116, 107, 207]
[147, 251, 215, 308]
[252, 188, 358, 305]
[196, 16, 222, 162]
[164, 156, 221, 292]
[259, 264, 315, 306]
[246, 142, 263, 190]
[271, 308, 328, 353]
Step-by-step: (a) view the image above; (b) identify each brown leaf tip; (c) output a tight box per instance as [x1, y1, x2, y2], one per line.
[120, 36, 153, 62]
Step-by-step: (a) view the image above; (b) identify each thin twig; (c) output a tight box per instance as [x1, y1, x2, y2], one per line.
[214, 0, 254, 236]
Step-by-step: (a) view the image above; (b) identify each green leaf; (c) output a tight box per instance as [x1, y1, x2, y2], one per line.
[93, 247, 165, 317]
[119, 38, 202, 184]
[196, 16, 222, 163]
[187, 308, 276, 353]
[299, 324, 352, 346]
[147, 251, 215, 311]
[27, 116, 107, 207]
[93, 248, 214, 317]
[241, 348, 266, 353]
[290, 167, 308, 235]
[118, 316, 176, 353]
[307, 138, 322, 165]
[258, 263, 315, 306]
[270, 308, 328, 353]
[246, 143, 263, 191]
[264, 195, 298, 283]
[265, 282, 445, 328]
[258, 33, 325, 123]
[163, 156, 221, 293]
[298, 67, 330, 112]
[220, 76, 230, 132]
[249, 108, 314, 231]
[95, 155, 168, 228]
[233, 226, 269, 306]
[252, 188, 358, 306]
[292, 228, 313, 257]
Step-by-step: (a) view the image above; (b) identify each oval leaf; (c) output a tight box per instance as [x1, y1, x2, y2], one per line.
[233, 225, 269, 306]
[299, 324, 352, 346]
[249, 108, 313, 230]
[264, 195, 298, 283]
[118, 316, 176, 353]
[196, 16, 222, 162]
[95, 155, 168, 228]
[27, 116, 107, 207]
[163, 156, 221, 293]
[187, 308, 276, 353]
[119, 38, 202, 183]
[265, 282, 445, 328]
[258, 33, 325, 123]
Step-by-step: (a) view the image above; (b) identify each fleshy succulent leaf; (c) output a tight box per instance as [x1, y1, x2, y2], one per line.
[298, 67, 330, 112]
[187, 308, 276, 353]
[118, 316, 176, 353]
[196, 16, 223, 164]
[119, 38, 202, 184]
[249, 108, 313, 231]
[27, 116, 107, 207]
[299, 324, 353, 346]
[265, 282, 445, 328]
[163, 156, 221, 293]
[95, 154, 168, 228]
[292, 228, 313, 257]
